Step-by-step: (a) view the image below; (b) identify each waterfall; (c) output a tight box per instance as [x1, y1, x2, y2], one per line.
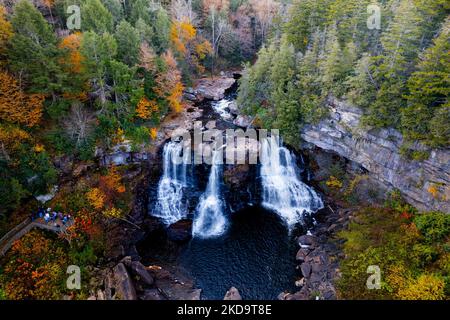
[153, 141, 188, 225]
[260, 137, 324, 228]
[212, 99, 233, 121]
[192, 149, 227, 238]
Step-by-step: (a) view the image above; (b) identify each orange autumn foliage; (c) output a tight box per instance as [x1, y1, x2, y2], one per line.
[170, 20, 197, 55]
[86, 187, 105, 210]
[149, 127, 158, 140]
[160, 50, 184, 113]
[59, 33, 85, 74]
[87, 166, 126, 213]
[0, 71, 44, 127]
[136, 97, 159, 119]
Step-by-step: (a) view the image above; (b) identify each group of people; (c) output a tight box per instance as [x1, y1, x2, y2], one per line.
[30, 207, 72, 227]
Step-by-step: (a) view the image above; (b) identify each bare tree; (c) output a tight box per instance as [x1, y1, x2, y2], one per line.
[249, 0, 280, 44]
[63, 103, 95, 147]
[171, 0, 197, 24]
[209, 5, 230, 76]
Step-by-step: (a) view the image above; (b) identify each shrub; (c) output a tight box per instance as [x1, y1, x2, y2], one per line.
[414, 212, 450, 243]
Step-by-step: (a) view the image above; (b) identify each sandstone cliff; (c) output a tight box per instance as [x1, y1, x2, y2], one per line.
[301, 97, 449, 213]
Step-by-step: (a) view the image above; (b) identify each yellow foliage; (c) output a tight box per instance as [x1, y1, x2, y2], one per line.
[427, 184, 439, 199]
[0, 71, 44, 127]
[168, 82, 184, 113]
[149, 127, 158, 140]
[0, 125, 31, 152]
[136, 97, 159, 119]
[397, 274, 445, 300]
[195, 40, 213, 60]
[103, 207, 123, 219]
[326, 176, 343, 189]
[34, 144, 45, 153]
[86, 188, 105, 210]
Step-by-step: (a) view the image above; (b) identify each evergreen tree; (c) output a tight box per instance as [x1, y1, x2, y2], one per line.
[152, 8, 171, 54]
[81, 31, 117, 106]
[115, 20, 140, 66]
[402, 18, 450, 147]
[81, 0, 114, 34]
[365, 0, 423, 128]
[135, 18, 154, 45]
[101, 0, 124, 26]
[284, 0, 331, 52]
[8, 0, 64, 95]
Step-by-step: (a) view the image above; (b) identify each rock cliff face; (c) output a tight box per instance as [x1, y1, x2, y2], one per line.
[300, 97, 449, 213]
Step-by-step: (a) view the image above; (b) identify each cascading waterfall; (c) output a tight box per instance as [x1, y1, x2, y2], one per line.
[192, 149, 227, 238]
[260, 136, 324, 228]
[153, 141, 189, 225]
[212, 99, 233, 121]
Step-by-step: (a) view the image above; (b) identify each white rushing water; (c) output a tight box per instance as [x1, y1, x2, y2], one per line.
[211, 99, 234, 121]
[153, 141, 189, 225]
[260, 136, 324, 228]
[192, 149, 228, 238]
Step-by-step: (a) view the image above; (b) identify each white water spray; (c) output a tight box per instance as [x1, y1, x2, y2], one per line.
[192, 149, 227, 238]
[260, 137, 323, 228]
[153, 141, 189, 225]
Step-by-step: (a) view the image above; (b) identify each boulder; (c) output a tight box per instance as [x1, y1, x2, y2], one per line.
[113, 263, 137, 300]
[167, 219, 193, 242]
[129, 261, 154, 286]
[141, 289, 165, 300]
[300, 262, 312, 278]
[297, 235, 317, 247]
[296, 248, 310, 262]
[195, 77, 236, 101]
[224, 287, 242, 300]
[233, 115, 252, 127]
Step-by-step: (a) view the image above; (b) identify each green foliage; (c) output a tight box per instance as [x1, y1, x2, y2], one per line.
[81, 0, 114, 34]
[240, 0, 449, 149]
[115, 20, 140, 66]
[414, 212, 450, 243]
[402, 18, 450, 148]
[8, 0, 64, 94]
[337, 205, 449, 300]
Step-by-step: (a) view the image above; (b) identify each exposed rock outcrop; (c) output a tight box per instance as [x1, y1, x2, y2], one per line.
[195, 77, 236, 101]
[224, 287, 242, 300]
[301, 97, 450, 213]
[112, 263, 137, 300]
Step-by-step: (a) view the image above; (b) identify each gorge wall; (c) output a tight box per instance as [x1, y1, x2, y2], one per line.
[300, 97, 450, 213]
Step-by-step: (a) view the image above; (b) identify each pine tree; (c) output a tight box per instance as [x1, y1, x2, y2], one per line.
[402, 18, 450, 147]
[152, 7, 171, 54]
[115, 20, 140, 66]
[8, 0, 63, 95]
[81, 31, 117, 106]
[81, 0, 114, 34]
[365, 0, 424, 128]
[284, 0, 331, 52]
[101, 0, 124, 26]
[135, 18, 154, 45]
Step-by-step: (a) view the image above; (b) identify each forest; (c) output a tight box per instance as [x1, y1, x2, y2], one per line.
[0, 0, 449, 302]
